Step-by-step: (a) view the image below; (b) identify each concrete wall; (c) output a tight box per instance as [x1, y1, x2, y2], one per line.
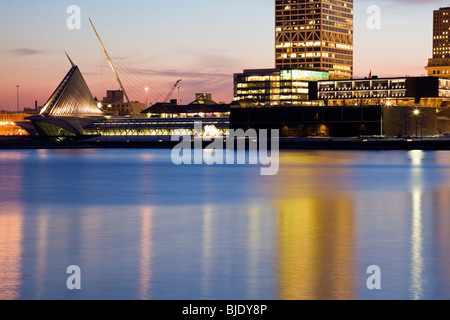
[437, 118, 450, 134]
[382, 106, 437, 137]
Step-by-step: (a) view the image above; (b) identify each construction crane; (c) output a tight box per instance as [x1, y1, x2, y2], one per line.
[164, 79, 182, 103]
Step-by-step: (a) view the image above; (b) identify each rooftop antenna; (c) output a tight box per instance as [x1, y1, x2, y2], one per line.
[89, 18, 136, 115]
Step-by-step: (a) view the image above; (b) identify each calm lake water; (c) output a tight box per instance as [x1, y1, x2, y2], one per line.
[1, 148, 450, 300]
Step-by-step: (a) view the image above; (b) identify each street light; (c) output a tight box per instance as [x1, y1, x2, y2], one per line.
[16, 85, 20, 113]
[381, 101, 392, 137]
[413, 109, 420, 138]
[145, 87, 149, 108]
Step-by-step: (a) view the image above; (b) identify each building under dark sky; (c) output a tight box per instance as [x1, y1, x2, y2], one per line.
[275, 0, 353, 79]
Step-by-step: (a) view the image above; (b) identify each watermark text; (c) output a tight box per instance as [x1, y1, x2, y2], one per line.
[66, 5, 81, 30]
[171, 122, 279, 176]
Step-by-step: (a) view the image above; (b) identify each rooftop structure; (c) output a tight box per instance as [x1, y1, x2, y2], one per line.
[39, 57, 103, 117]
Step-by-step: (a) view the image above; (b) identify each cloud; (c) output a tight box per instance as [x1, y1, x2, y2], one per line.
[7, 48, 46, 56]
[84, 67, 231, 82]
[134, 68, 230, 80]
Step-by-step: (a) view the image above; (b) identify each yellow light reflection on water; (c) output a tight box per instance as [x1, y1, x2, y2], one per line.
[409, 150, 425, 300]
[411, 188, 424, 300]
[0, 207, 23, 300]
[274, 152, 355, 300]
[276, 197, 355, 300]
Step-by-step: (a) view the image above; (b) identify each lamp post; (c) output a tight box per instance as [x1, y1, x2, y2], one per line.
[413, 109, 420, 138]
[145, 87, 149, 108]
[381, 101, 391, 137]
[380, 104, 383, 136]
[16, 85, 20, 113]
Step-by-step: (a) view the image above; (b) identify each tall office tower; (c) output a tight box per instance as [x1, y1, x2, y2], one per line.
[426, 7, 450, 79]
[275, 0, 354, 79]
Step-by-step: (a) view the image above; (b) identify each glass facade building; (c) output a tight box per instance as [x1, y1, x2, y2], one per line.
[234, 68, 329, 106]
[275, 0, 353, 79]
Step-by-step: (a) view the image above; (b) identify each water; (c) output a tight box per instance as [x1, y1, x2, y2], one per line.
[0, 148, 450, 300]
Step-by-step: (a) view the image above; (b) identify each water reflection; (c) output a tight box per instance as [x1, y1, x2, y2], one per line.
[274, 152, 355, 300]
[1, 149, 450, 300]
[197, 202, 275, 300]
[436, 184, 450, 299]
[410, 188, 424, 300]
[201, 205, 213, 299]
[0, 152, 25, 300]
[408, 150, 425, 300]
[247, 204, 265, 299]
[36, 210, 50, 299]
[0, 205, 23, 300]
[140, 207, 153, 300]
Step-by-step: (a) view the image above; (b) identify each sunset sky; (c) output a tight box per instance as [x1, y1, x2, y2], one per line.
[0, 0, 446, 110]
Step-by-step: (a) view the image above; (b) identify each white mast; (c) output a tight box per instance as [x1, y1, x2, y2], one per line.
[89, 18, 136, 115]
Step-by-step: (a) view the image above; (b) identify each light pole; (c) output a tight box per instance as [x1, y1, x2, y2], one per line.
[413, 109, 420, 138]
[381, 101, 391, 137]
[16, 85, 20, 113]
[145, 87, 149, 108]
[380, 104, 383, 136]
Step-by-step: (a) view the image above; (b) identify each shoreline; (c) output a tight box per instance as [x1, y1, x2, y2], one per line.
[2, 135, 450, 150]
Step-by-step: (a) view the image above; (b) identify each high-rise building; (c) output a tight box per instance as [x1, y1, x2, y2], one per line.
[275, 0, 354, 79]
[426, 7, 450, 79]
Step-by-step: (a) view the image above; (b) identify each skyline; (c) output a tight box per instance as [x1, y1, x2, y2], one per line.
[0, 0, 446, 111]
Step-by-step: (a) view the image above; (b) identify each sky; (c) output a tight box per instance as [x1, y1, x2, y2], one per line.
[0, 0, 447, 110]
